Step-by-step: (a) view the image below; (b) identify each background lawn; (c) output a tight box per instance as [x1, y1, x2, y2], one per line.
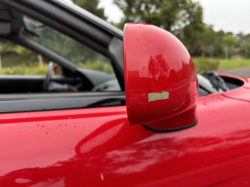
[218, 59, 250, 69]
[193, 57, 250, 73]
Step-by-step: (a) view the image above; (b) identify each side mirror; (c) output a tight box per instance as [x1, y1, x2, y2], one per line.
[123, 23, 198, 132]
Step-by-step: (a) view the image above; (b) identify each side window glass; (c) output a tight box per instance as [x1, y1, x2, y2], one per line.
[0, 39, 48, 75]
[39, 27, 114, 74]
[22, 18, 115, 75]
[21, 17, 121, 92]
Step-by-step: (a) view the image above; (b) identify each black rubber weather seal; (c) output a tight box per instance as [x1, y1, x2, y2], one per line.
[142, 118, 198, 133]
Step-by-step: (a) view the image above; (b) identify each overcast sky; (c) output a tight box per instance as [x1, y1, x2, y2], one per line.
[99, 0, 250, 34]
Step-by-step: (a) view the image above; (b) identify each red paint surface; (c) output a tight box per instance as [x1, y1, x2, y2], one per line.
[123, 23, 198, 126]
[0, 85, 250, 186]
[218, 73, 250, 102]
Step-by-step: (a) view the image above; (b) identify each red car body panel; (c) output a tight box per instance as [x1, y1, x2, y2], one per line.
[1, 86, 250, 186]
[219, 73, 250, 102]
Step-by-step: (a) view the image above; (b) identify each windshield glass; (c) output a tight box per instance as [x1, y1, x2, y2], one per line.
[197, 74, 218, 94]
[22, 18, 114, 75]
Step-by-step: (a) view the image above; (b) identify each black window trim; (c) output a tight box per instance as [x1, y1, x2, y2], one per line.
[0, 92, 125, 113]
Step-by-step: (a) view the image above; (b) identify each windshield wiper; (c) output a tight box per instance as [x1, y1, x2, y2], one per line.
[202, 71, 229, 92]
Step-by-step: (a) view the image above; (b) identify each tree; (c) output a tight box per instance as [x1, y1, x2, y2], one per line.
[240, 37, 250, 59]
[199, 25, 215, 57]
[73, 0, 107, 20]
[198, 25, 224, 58]
[114, 0, 205, 52]
[223, 34, 237, 60]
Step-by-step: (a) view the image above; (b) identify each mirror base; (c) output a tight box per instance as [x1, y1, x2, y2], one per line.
[142, 118, 197, 133]
[142, 111, 197, 133]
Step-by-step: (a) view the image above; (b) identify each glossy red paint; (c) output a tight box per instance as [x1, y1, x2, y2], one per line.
[123, 23, 198, 127]
[1, 88, 250, 186]
[218, 74, 250, 102]
[222, 86, 250, 102]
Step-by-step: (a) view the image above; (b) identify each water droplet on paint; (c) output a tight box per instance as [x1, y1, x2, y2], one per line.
[100, 174, 104, 181]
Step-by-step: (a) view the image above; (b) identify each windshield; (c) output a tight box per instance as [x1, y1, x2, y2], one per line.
[22, 18, 115, 75]
[197, 74, 218, 93]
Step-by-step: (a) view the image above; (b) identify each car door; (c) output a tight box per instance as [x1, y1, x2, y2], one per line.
[1, 90, 250, 187]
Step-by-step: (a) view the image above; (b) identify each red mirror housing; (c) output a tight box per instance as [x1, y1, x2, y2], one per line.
[123, 23, 198, 131]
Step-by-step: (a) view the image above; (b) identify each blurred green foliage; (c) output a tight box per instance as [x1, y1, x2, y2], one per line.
[114, 0, 204, 52]
[223, 35, 237, 47]
[73, 0, 107, 20]
[192, 58, 220, 73]
[199, 25, 222, 58]
[193, 58, 250, 73]
[113, 0, 250, 59]
[0, 55, 114, 75]
[0, 66, 48, 75]
[0, 55, 38, 68]
[0, 62, 114, 75]
[79, 61, 114, 74]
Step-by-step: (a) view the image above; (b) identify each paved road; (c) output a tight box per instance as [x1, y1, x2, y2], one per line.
[220, 67, 250, 77]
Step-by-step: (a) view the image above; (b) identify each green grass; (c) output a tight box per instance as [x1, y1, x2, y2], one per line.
[0, 55, 114, 75]
[1, 55, 39, 68]
[218, 59, 250, 69]
[0, 54, 48, 75]
[0, 65, 48, 75]
[0, 61, 114, 75]
[192, 58, 220, 73]
[193, 57, 250, 73]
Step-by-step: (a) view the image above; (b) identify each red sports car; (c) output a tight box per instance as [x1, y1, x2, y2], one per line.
[0, 0, 250, 186]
